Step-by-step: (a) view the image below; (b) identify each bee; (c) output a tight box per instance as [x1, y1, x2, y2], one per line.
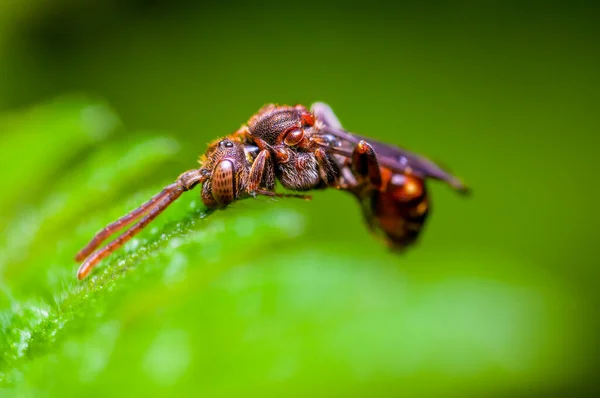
[75, 103, 467, 279]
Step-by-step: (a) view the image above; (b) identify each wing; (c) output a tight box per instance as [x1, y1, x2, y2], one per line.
[316, 124, 468, 193]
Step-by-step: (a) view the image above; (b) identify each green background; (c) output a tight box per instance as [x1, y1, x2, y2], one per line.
[0, 1, 598, 396]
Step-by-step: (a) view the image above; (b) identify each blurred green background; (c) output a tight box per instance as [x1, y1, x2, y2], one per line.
[0, 1, 599, 396]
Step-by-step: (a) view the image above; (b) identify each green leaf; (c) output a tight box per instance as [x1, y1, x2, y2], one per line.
[0, 99, 592, 397]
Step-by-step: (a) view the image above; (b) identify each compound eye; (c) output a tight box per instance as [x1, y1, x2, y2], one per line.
[219, 140, 234, 148]
[212, 160, 236, 205]
[284, 129, 304, 146]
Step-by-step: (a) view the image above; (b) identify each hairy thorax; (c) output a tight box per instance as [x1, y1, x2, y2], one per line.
[277, 151, 320, 191]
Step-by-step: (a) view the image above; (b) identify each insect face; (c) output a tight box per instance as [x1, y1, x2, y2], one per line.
[200, 139, 250, 209]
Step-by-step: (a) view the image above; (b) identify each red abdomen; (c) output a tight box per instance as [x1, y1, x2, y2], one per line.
[370, 170, 429, 249]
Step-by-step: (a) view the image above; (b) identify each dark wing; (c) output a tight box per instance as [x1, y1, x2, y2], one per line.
[318, 125, 469, 193]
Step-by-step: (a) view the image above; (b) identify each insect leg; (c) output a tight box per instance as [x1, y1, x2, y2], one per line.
[254, 189, 311, 201]
[315, 148, 339, 186]
[247, 150, 274, 195]
[351, 140, 382, 189]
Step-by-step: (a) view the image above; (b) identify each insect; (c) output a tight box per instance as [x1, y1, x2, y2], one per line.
[75, 103, 467, 279]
